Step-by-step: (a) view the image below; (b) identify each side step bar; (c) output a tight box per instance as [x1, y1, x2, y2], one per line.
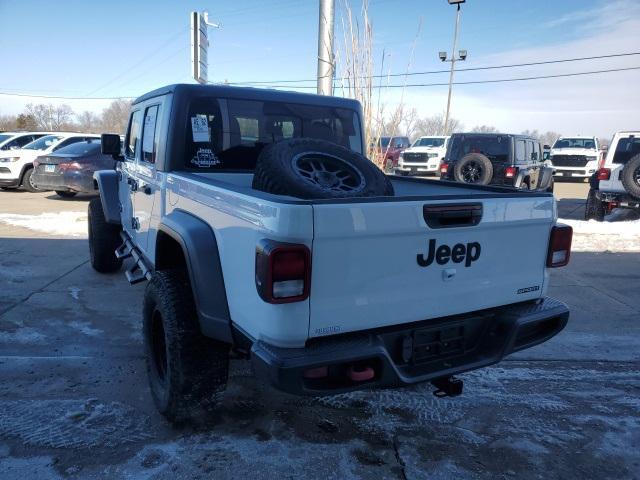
[115, 231, 152, 284]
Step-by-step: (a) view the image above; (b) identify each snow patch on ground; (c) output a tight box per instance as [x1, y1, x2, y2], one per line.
[559, 210, 640, 252]
[0, 212, 87, 237]
[0, 327, 46, 345]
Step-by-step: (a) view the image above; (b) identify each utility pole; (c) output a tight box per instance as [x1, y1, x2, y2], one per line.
[440, 0, 467, 134]
[317, 0, 335, 96]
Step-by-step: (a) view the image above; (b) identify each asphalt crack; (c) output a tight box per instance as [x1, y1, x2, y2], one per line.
[393, 436, 408, 480]
[0, 260, 89, 318]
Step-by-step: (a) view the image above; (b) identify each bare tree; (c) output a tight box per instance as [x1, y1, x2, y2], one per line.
[100, 99, 131, 134]
[25, 103, 75, 131]
[16, 113, 37, 130]
[0, 114, 17, 131]
[381, 105, 418, 140]
[539, 131, 561, 148]
[76, 111, 101, 133]
[472, 125, 499, 133]
[414, 113, 462, 137]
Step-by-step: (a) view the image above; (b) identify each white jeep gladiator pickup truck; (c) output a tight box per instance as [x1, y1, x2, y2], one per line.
[586, 131, 640, 221]
[549, 136, 600, 180]
[90, 84, 571, 423]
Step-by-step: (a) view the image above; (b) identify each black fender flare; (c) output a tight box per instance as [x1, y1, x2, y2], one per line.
[157, 210, 233, 344]
[94, 170, 121, 225]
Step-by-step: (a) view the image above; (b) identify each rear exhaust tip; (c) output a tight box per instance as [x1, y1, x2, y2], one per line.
[347, 365, 375, 382]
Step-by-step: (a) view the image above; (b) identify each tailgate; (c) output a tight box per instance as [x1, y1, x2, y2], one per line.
[308, 195, 555, 338]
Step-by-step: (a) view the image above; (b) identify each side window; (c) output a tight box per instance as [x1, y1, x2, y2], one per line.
[525, 141, 533, 163]
[125, 110, 143, 160]
[142, 105, 160, 164]
[533, 142, 540, 161]
[515, 140, 526, 162]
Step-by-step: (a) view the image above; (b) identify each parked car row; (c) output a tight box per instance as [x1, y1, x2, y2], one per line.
[0, 131, 117, 198]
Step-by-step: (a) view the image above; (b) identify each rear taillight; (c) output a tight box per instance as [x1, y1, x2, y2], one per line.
[505, 166, 518, 178]
[440, 163, 449, 174]
[596, 168, 611, 180]
[256, 240, 311, 303]
[58, 162, 83, 171]
[547, 224, 573, 268]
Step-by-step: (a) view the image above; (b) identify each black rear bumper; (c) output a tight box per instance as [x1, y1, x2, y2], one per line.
[251, 297, 569, 396]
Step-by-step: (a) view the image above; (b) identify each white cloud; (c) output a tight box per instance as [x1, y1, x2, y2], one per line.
[378, 0, 640, 137]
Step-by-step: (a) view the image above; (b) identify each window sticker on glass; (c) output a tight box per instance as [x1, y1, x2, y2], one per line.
[191, 116, 210, 142]
[190, 147, 220, 168]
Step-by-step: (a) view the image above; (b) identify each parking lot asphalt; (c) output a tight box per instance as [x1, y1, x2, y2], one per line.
[1, 181, 639, 479]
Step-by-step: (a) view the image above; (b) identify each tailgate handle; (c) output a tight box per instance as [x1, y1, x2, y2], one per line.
[423, 203, 482, 228]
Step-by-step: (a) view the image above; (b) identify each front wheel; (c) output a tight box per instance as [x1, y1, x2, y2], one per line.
[88, 198, 123, 273]
[585, 188, 605, 221]
[143, 269, 230, 424]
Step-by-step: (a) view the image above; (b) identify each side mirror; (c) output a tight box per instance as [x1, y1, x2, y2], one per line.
[101, 133, 122, 158]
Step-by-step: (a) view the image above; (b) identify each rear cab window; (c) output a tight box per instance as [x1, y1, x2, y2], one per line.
[183, 97, 362, 171]
[448, 134, 510, 164]
[612, 136, 640, 164]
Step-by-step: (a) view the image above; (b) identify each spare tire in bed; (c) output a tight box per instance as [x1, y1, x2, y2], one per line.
[252, 138, 394, 199]
[453, 152, 494, 185]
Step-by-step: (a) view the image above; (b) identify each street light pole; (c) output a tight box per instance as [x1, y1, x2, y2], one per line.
[317, 0, 335, 96]
[440, 0, 467, 135]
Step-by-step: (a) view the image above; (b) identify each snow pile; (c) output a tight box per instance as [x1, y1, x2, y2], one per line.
[0, 211, 87, 237]
[559, 210, 640, 252]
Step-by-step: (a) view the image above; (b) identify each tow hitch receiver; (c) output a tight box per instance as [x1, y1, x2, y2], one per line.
[431, 376, 463, 398]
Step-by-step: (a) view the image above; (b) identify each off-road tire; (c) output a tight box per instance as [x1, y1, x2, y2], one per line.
[620, 154, 640, 199]
[520, 178, 531, 190]
[88, 197, 123, 273]
[585, 188, 605, 222]
[21, 168, 39, 192]
[453, 153, 494, 185]
[56, 190, 77, 198]
[252, 138, 393, 199]
[143, 269, 230, 424]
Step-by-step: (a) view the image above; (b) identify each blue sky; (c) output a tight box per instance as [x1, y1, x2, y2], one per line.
[1, 0, 639, 136]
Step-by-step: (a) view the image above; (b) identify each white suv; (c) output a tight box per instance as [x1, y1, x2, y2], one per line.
[549, 136, 599, 180]
[586, 131, 640, 221]
[0, 132, 47, 152]
[395, 136, 449, 176]
[0, 133, 94, 191]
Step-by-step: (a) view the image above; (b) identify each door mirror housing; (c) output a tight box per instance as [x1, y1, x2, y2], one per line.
[101, 133, 122, 158]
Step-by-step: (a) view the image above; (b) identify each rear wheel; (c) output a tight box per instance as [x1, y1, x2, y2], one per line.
[585, 188, 605, 221]
[21, 168, 39, 192]
[88, 198, 123, 273]
[143, 269, 230, 424]
[56, 190, 77, 198]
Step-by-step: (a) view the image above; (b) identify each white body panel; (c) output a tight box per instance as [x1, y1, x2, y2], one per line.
[165, 173, 314, 348]
[308, 195, 554, 338]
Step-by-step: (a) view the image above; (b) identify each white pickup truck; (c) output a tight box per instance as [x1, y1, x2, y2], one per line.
[90, 84, 571, 423]
[549, 136, 600, 180]
[395, 136, 449, 176]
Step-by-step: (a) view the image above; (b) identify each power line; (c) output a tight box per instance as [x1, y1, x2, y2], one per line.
[224, 51, 640, 85]
[1, 65, 638, 100]
[227, 65, 640, 89]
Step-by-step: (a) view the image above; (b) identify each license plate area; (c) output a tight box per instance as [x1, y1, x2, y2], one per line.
[45, 165, 55, 173]
[412, 322, 465, 363]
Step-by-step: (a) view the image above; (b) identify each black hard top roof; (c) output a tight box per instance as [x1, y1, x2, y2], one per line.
[451, 132, 538, 140]
[133, 83, 362, 110]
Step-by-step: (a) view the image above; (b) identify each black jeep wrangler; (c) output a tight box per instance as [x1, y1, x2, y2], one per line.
[441, 133, 554, 192]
